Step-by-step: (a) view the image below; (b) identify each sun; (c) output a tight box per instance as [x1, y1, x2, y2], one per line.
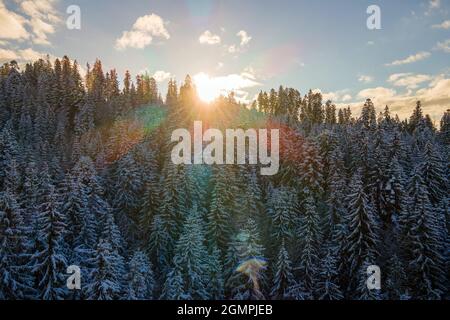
[193, 73, 224, 103]
[193, 71, 259, 104]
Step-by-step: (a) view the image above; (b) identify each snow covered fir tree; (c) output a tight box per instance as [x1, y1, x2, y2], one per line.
[0, 57, 448, 300]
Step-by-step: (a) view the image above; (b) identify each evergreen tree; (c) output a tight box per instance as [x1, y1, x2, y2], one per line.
[402, 167, 446, 299]
[267, 186, 298, 246]
[297, 189, 321, 295]
[160, 264, 187, 300]
[0, 191, 32, 299]
[86, 239, 125, 300]
[343, 169, 379, 291]
[171, 205, 210, 300]
[30, 184, 68, 300]
[271, 241, 295, 299]
[126, 250, 155, 300]
[315, 242, 343, 300]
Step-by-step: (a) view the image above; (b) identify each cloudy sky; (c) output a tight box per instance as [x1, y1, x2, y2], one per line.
[0, 0, 449, 122]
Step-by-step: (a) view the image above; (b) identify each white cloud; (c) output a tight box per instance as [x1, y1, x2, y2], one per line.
[358, 75, 373, 83]
[432, 20, 450, 29]
[429, 0, 441, 9]
[228, 44, 238, 54]
[0, 47, 50, 63]
[152, 70, 171, 82]
[224, 30, 252, 56]
[367, 41, 375, 46]
[0, 0, 61, 45]
[0, 48, 19, 61]
[341, 94, 352, 102]
[115, 13, 170, 50]
[342, 74, 450, 123]
[385, 51, 431, 66]
[116, 31, 153, 50]
[0, 0, 29, 41]
[29, 16, 56, 45]
[313, 88, 352, 103]
[199, 30, 221, 45]
[426, 0, 441, 15]
[237, 30, 252, 46]
[18, 0, 61, 45]
[241, 66, 257, 80]
[387, 73, 432, 89]
[357, 87, 398, 102]
[435, 39, 450, 53]
[18, 0, 60, 22]
[216, 62, 224, 70]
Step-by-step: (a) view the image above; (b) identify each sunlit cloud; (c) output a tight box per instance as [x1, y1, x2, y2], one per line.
[338, 74, 450, 123]
[0, 0, 61, 46]
[387, 73, 432, 89]
[18, 0, 61, 45]
[358, 75, 373, 84]
[341, 94, 352, 102]
[435, 39, 450, 53]
[228, 44, 238, 54]
[385, 51, 431, 66]
[432, 20, 450, 29]
[115, 13, 170, 50]
[193, 71, 261, 103]
[152, 70, 171, 82]
[425, 0, 441, 15]
[139, 68, 171, 82]
[237, 30, 252, 46]
[0, 47, 49, 63]
[225, 30, 252, 55]
[0, 0, 29, 41]
[313, 88, 352, 103]
[199, 30, 221, 45]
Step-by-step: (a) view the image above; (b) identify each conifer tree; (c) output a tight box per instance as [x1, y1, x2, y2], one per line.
[343, 169, 379, 290]
[0, 191, 32, 299]
[86, 238, 125, 300]
[127, 250, 155, 300]
[298, 189, 321, 295]
[315, 242, 343, 300]
[402, 167, 446, 299]
[31, 184, 68, 300]
[171, 205, 210, 300]
[271, 241, 295, 299]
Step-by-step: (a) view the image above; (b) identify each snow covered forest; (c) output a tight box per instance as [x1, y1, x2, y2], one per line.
[0, 56, 448, 300]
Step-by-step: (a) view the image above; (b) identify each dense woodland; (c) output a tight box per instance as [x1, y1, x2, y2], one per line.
[0, 56, 448, 300]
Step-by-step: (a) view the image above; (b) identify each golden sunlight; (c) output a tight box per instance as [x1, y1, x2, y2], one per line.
[193, 73, 222, 103]
[193, 72, 260, 103]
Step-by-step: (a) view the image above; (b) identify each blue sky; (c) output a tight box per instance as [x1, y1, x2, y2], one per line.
[0, 0, 449, 121]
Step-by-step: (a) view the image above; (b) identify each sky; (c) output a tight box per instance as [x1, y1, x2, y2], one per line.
[0, 0, 449, 122]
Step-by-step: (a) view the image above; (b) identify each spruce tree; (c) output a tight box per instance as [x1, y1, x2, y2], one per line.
[343, 169, 379, 291]
[86, 239, 125, 300]
[171, 205, 210, 300]
[30, 184, 68, 300]
[126, 250, 155, 300]
[271, 241, 295, 299]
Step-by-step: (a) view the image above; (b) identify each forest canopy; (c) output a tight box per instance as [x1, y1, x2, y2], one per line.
[0, 56, 448, 300]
